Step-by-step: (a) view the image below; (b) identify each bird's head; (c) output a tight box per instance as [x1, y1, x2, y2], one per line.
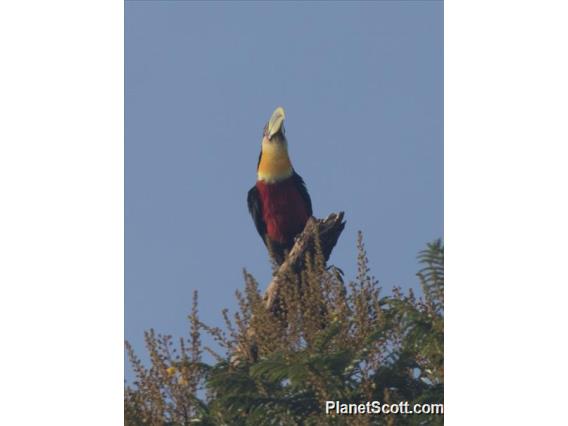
[257, 107, 293, 182]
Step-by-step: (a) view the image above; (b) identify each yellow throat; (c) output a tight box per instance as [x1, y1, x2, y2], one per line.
[257, 138, 293, 183]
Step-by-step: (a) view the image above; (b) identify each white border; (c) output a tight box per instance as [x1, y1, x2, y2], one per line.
[446, 0, 568, 423]
[0, 1, 123, 424]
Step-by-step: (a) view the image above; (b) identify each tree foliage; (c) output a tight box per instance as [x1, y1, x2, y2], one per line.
[125, 234, 444, 425]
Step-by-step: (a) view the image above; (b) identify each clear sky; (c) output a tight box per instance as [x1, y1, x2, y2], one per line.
[125, 1, 443, 381]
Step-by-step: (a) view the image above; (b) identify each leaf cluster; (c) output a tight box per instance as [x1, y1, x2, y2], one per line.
[125, 234, 444, 425]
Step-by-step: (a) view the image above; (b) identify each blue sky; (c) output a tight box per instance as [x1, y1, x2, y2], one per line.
[125, 1, 443, 380]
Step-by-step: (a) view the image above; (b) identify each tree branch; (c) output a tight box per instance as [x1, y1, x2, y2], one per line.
[233, 212, 346, 365]
[264, 212, 345, 313]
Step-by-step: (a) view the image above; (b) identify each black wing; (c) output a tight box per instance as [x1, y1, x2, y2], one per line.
[293, 171, 313, 217]
[247, 185, 267, 242]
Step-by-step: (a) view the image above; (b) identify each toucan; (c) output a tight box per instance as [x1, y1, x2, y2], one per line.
[247, 107, 312, 265]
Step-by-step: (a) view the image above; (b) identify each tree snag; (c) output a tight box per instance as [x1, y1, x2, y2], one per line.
[263, 212, 346, 314]
[233, 212, 345, 365]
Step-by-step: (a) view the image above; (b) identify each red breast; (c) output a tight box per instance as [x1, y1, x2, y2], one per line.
[256, 178, 310, 244]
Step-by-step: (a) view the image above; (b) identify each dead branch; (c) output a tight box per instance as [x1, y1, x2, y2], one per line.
[232, 212, 345, 365]
[264, 212, 345, 314]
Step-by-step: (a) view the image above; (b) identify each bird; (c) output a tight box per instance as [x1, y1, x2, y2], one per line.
[247, 107, 313, 265]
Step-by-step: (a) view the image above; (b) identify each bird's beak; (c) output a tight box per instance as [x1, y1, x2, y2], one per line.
[267, 106, 285, 140]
